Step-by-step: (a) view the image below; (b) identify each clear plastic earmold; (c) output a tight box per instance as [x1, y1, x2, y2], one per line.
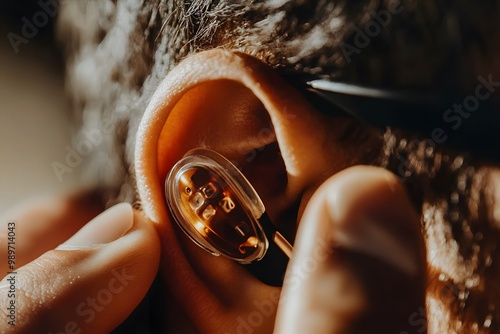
[165, 148, 269, 264]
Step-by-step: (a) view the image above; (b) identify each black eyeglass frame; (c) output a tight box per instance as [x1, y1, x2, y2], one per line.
[283, 74, 500, 162]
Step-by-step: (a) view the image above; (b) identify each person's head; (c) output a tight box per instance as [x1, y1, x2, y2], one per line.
[57, 1, 500, 332]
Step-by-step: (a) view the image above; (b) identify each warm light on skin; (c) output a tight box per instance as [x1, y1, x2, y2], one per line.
[134, 50, 389, 333]
[133, 44, 500, 334]
[9, 1, 500, 332]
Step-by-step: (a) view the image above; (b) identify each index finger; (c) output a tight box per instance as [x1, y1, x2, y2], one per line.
[275, 166, 426, 333]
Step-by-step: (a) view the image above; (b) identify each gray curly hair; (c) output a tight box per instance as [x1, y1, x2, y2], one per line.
[57, 1, 500, 333]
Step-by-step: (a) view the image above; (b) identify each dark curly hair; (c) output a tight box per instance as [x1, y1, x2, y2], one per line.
[57, 1, 500, 332]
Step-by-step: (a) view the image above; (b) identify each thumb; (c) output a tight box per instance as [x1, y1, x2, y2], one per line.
[275, 166, 426, 334]
[0, 203, 160, 334]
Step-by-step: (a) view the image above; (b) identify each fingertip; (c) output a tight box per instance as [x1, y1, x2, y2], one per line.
[318, 165, 424, 275]
[276, 166, 426, 334]
[57, 202, 134, 250]
[0, 206, 161, 333]
[321, 165, 416, 228]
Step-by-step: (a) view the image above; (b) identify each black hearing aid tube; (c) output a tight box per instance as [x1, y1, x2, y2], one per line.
[243, 212, 290, 286]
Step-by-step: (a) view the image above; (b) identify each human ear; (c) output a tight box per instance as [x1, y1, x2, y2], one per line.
[133, 50, 379, 332]
[135, 49, 376, 223]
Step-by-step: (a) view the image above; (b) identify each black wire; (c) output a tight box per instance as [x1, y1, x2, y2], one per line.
[279, 72, 500, 162]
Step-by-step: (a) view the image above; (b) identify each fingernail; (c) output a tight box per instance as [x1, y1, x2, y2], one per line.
[56, 203, 134, 250]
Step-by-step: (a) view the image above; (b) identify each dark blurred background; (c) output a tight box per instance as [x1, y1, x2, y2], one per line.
[0, 0, 81, 211]
[1, 3, 166, 333]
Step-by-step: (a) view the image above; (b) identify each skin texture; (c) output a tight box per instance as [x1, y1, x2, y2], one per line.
[4, 48, 500, 333]
[49, 0, 500, 332]
[0, 195, 160, 333]
[4, 0, 500, 332]
[0, 190, 104, 274]
[134, 50, 426, 333]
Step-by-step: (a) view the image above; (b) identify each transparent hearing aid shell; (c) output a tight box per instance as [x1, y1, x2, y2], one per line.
[165, 148, 269, 264]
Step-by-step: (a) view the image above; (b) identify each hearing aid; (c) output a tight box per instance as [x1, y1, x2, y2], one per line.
[165, 148, 292, 286]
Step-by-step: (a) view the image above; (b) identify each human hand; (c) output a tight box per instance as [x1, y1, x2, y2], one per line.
[0, 191, 160, 333]
[274, 166, 427, 333]
[132, 50, 428, 333]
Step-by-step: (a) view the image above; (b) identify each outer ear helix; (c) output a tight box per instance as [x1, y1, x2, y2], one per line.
[135, 49, 336, 223]
[133, 49, 366, 333]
